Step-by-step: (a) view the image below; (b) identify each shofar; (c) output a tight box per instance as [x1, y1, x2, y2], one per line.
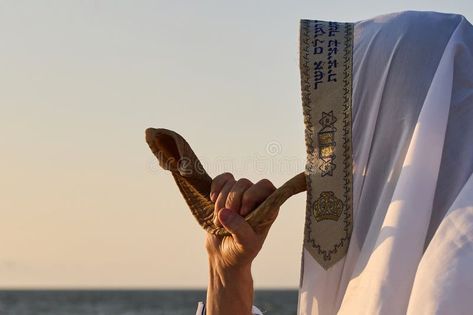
[145, 128, 307, 236]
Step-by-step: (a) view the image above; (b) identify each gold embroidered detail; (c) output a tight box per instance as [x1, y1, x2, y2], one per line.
[313, 191, 343, 222]
[318, 111, 337, 176]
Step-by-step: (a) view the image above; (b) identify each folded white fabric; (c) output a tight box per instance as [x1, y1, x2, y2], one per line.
[298, 10, 473, 315]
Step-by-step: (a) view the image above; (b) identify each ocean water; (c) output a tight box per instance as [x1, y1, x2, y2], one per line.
[0, 289, 298, 315]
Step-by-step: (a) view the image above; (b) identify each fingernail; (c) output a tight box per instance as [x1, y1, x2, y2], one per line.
[219, 208, 235, 224]
[210, 192, 217, 202]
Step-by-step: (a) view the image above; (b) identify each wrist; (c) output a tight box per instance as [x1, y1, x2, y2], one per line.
[206, 259, 254, 315]
[209, 261, 252, 289]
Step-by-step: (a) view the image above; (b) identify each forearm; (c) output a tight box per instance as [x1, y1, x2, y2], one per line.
[206, 259, 254, 315]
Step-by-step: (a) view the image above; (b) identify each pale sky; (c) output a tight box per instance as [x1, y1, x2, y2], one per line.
[1, 0, 472, 289]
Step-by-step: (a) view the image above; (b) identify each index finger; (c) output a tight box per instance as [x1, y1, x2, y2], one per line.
[210, 172, 234, 202]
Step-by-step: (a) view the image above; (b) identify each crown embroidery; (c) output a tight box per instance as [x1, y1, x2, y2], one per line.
[312, 191, 343, 222]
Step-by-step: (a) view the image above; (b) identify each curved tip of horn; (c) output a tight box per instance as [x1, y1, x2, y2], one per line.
[145, 127, 158, 143]
[145, 127, 174, 144]
[145, 128, 183, 171]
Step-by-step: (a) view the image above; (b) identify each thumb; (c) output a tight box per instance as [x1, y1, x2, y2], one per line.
[218, 208, 255, 246]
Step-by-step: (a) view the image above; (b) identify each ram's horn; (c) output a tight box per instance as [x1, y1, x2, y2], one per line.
[145, 128, 307, 235]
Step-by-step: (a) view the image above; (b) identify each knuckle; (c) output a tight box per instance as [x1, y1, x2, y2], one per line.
[215, 193, 226, 210]
[242, 191, 256, 205]
[236, 178, 252, 186]
[258, 178, 275, 189]
[215, 183, 234, 209]
[220, 172, 234, 181]
[212, 172, 234, 186]
[215, 195, 225, 210]
[225, 193, 236, 209]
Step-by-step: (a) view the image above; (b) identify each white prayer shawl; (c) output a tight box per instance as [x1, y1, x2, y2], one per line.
[299, 11, 473, 315]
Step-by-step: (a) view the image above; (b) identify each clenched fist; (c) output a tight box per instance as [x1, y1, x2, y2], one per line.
[204, 172, 278, 315]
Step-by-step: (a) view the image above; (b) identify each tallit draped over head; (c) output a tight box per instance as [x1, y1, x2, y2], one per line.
[299, 11, 473, 315]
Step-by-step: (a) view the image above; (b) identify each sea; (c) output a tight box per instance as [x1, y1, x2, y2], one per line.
[0, 289, 298, 315]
